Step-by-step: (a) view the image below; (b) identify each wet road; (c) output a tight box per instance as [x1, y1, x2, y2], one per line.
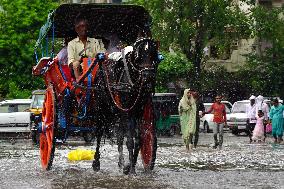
[0, 133, 283, 189]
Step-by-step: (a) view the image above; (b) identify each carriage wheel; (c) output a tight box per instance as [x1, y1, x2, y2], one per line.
[40, 85, 56, 170]
[140, 99, 157, 170]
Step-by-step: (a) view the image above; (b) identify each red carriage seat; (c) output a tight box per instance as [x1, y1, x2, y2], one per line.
[56, 46, 74, 82]
[54, 57, 99, 84]
[60, 64, 73, 82]
[52, 57, 73, 82]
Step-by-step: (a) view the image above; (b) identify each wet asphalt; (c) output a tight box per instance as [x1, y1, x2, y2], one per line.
[0, 132, 283, 189]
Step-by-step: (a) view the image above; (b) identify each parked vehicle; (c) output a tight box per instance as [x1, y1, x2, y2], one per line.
[30, 90, 45, 115]
[200, 101, 232, 133]
[0, 99, 32, 133]
[30, 90, 45, 143]
[227, 100, 248, 135]
[153, 93, 180, 136]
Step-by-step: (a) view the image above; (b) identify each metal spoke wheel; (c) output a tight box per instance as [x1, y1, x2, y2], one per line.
[40, 85, 56, 171]
[140, 99, 157, 171]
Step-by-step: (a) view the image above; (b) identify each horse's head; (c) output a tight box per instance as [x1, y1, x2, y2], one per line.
[102, 38, 163, 113]
[127, 38, 162, 88]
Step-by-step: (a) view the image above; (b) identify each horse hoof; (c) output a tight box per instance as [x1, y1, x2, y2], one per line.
[123, 164, 130, 175]
[118, 157, 124, 169]
[123, 164, 136, 175]
[129, 169, 136, 175]
[92, 161, 100, 172]
[118, 162, 123, 169]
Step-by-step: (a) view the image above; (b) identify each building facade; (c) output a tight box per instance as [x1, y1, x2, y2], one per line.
[205, 0, 284, 72]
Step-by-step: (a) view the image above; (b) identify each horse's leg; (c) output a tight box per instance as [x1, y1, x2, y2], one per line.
[117, 114, 126, 169]
[132, 118, 141, 168]
[124, 117, 136, 175]
[92, 126, 103, 171]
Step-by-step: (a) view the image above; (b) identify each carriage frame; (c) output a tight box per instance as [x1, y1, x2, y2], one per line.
[33, 3, 160, 172]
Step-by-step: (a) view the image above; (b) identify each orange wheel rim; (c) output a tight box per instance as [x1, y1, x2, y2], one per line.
[141, 127, 153, 166]
[140, 101, 154, 168]
[40, 88, 55, 170]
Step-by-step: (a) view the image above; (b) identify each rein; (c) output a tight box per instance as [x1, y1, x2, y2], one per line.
[102, 38, 157, 112]
[103, 62, 144, 112]
[122, 48, 134, 86]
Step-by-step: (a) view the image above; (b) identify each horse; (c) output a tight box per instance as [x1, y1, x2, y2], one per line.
[90, 38, 161, 174]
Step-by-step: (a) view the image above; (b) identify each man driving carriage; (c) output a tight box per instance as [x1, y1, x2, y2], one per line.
[33, 4, 162, 173]
[67, 13, 105, 80]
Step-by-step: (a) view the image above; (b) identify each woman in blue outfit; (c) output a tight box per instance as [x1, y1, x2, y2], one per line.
[269, 98, 284, 143]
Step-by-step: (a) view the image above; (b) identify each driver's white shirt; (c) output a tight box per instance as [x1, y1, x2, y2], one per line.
[67, 37, 105, 66]
[246, 103, 256, 123]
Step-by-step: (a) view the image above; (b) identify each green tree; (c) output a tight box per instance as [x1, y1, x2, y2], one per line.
[6, 81, 31, 99]
[242, 4, 284, 97]
[130, 0, 250, 91]
[156, 51, 193, 92]
[0, 0, 58, 98]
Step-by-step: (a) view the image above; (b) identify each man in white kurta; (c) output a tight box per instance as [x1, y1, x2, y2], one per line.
[67, 15, 105, 80]
[245, 95, 257, 142]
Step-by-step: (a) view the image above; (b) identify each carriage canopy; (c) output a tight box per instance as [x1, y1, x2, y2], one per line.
[35, 4, 152, 51]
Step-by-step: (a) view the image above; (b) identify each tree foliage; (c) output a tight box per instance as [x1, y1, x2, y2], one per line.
[0, 0, 283, 99]
[241, 4, 284, 97]
[132, 1, 249, 58]
[0, 0, 58, 98]
[131, 0, 283, 98]
[130, 0, 251, 92]
[156, 51, 193, 92]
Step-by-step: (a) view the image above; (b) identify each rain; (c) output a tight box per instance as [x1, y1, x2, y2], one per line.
[1, 0, 284, 189]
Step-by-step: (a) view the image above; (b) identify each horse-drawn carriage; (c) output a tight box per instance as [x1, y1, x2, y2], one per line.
[33, 3, 163, 174]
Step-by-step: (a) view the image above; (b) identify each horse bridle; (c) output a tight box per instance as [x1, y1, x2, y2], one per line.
[103, 38, 158, 112]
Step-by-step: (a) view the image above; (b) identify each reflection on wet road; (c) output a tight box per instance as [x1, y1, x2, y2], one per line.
[0, 133, 283, 189]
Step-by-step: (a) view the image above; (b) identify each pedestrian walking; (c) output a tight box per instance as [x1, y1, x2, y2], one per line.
[178, 89, 197, 151]
[245, 95, 257, 143]
[203, 95, 227, 149]
[190, 90, 205, 148]
[269, 98, 284, 143]
[252, 110, 265, 142]
[255, 95, 270, 141]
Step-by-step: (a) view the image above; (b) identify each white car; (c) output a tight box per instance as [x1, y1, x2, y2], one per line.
[200, 101, 232, 132]
[0, 99, 32, 133]
[227, 100, 249, 135]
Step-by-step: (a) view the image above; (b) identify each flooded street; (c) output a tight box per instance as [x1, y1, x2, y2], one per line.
[1, 1, 284, 189]
[0, 132, 283, 189]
